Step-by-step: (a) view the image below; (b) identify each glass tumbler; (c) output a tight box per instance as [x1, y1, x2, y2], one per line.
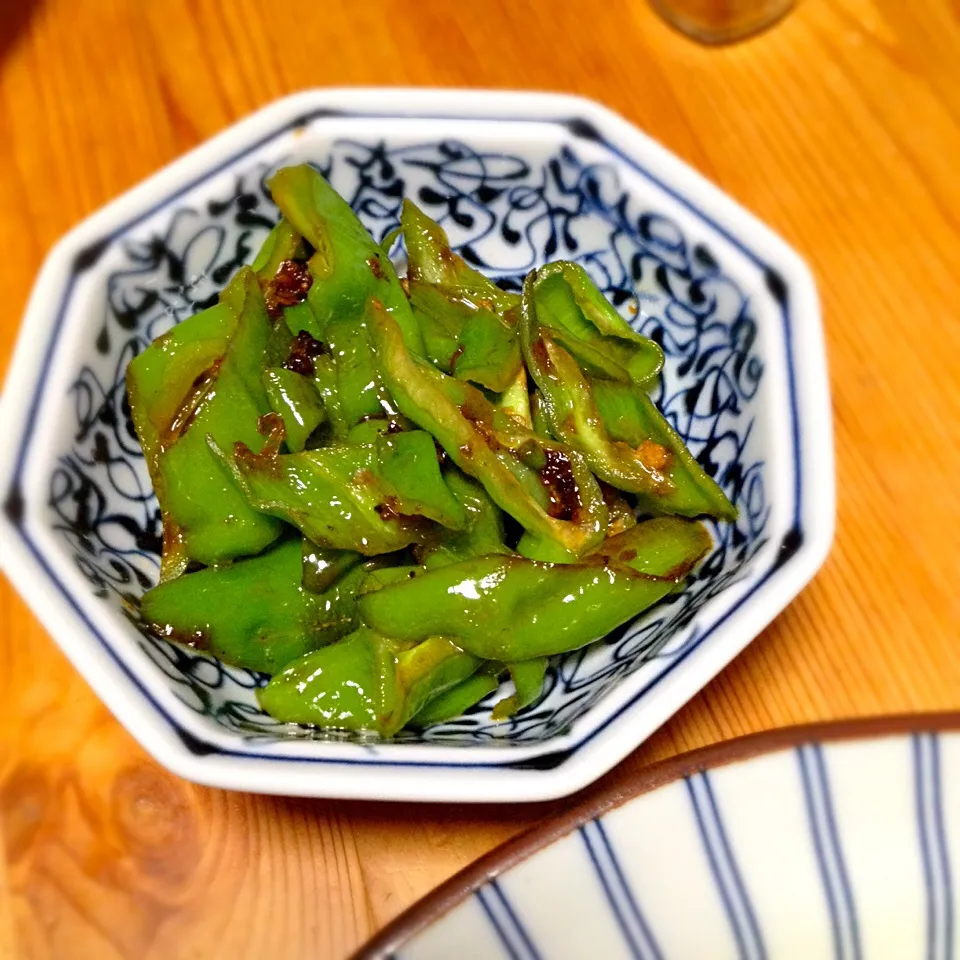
[649, 0, 795, 44]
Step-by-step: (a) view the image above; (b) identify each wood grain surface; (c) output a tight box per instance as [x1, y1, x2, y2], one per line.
[1, 0, 958, 957]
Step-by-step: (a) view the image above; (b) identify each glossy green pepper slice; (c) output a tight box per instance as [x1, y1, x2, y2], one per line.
[126, 301, 235, 505]
[419, 469, 510, 569]
[252, 217, 307, 280]
[522, 276, 736, 520]
[401, 200, 523, 392]
[263, 366, 326, 452]
[491, 657, 549, 720]
[496, 366, 533, 430]
[258, 627, 396, 731]
[258, 627, 481, 735]
[401, 199, 519, 314]
[268, 165, 425, 428]
[219, 417, 467, 554]
[522, 323, 673, 498]
[408, 281, 523, 392]
[301, 541, 365, 594]
[408, 664, 503, 728]
[591, 379, 738, 521]
[358, 517, 711, 661]
[140, 538, 355, 674]
[369, 300, 608, 558]
[128, 267, 284, 577]
[525, 262, 663, 386]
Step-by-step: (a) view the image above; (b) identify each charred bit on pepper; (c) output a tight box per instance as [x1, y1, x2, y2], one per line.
[283, 330, 326, 377]
[366, 255, 386, 280]
[163, 358, 223, 445]
[374, 496, 401, 522]
[448, 345, 465, 375]
[540, 448, 581, 521]
[155, 622, 210, 650]
[530, 337, 551, 370]
[264, 260, 312, 318]
[459, 395, 502, 452]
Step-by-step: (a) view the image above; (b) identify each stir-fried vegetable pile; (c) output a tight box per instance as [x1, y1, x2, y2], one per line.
[128, 164, 735, 734]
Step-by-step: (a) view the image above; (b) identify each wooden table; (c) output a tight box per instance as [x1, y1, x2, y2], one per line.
[1, 1, 958, 956]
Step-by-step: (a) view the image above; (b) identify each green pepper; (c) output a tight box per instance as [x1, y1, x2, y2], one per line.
[218, 417, 467, 554]
[268, 165, 425, 428]
[257, 627, 395, 731]
[252, 217, 307, 280]
[529, 389, 554, 439]
[369, 300, 608, 558]
[310, 353, 349, 441]
[345, 416, 412, 446]
[496, 366, 533, 430]
[491, 657, 548, 720]
[525, 262, 663, 386]
[522, 269, 735, 520]
[419, 469, 510, 568]
[358, 517, 711, 661]
[396, 636, 483, 728]
[401, 199, 519, 314]
[263, 366, 325, 452]
[128, 267, 284, 576]
[591, 380, 738, 521]
[408, 664, 503, 728]
[401, 200, 523, 392]
[258, 627, 481, 735]
[302, 541, 365, 594]
[602, 483, 639, 537]
[523, 325, 671, 497]
[408, 281, 523, 392]
[126, 300, 234, 508]
[140, 538, 356, 673]
[252, 219, 321, 355]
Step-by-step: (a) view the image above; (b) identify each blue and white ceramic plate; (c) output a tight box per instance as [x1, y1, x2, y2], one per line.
[357, 715, 960, 959]
[0, 89, 833, 802]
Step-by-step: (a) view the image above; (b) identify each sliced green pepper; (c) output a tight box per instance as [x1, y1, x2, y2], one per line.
[302, 541, 365, 594]
[258, 627, 481, 735]
[219, 417, 467, 554]
[401, 199, 519, 314]
[369, 300, 608, 558]
[141, 538, 351, 673]
[401, 201, 523, 392]
[263, 366, 325, 452]
[408, 664, 503, 728]
[491, 657, 548, 720]
[591, 379, 738, 521]
[408, 281, 523, 392]
[257, 627, 395, 731]
[128, 268, 284, 576]
[252, 218, 307, 280]
[525, 262, 663, 386]
[523, 325, 672, 498]
[126, 300, 235, 508]
[310, 353, 349, 441]
[496, 365, 533, 430]
[358, 517, 711, 660]
[269, 165, 425, 428]
[523, 269, 735, 519]
[419, 469, 510, 568]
